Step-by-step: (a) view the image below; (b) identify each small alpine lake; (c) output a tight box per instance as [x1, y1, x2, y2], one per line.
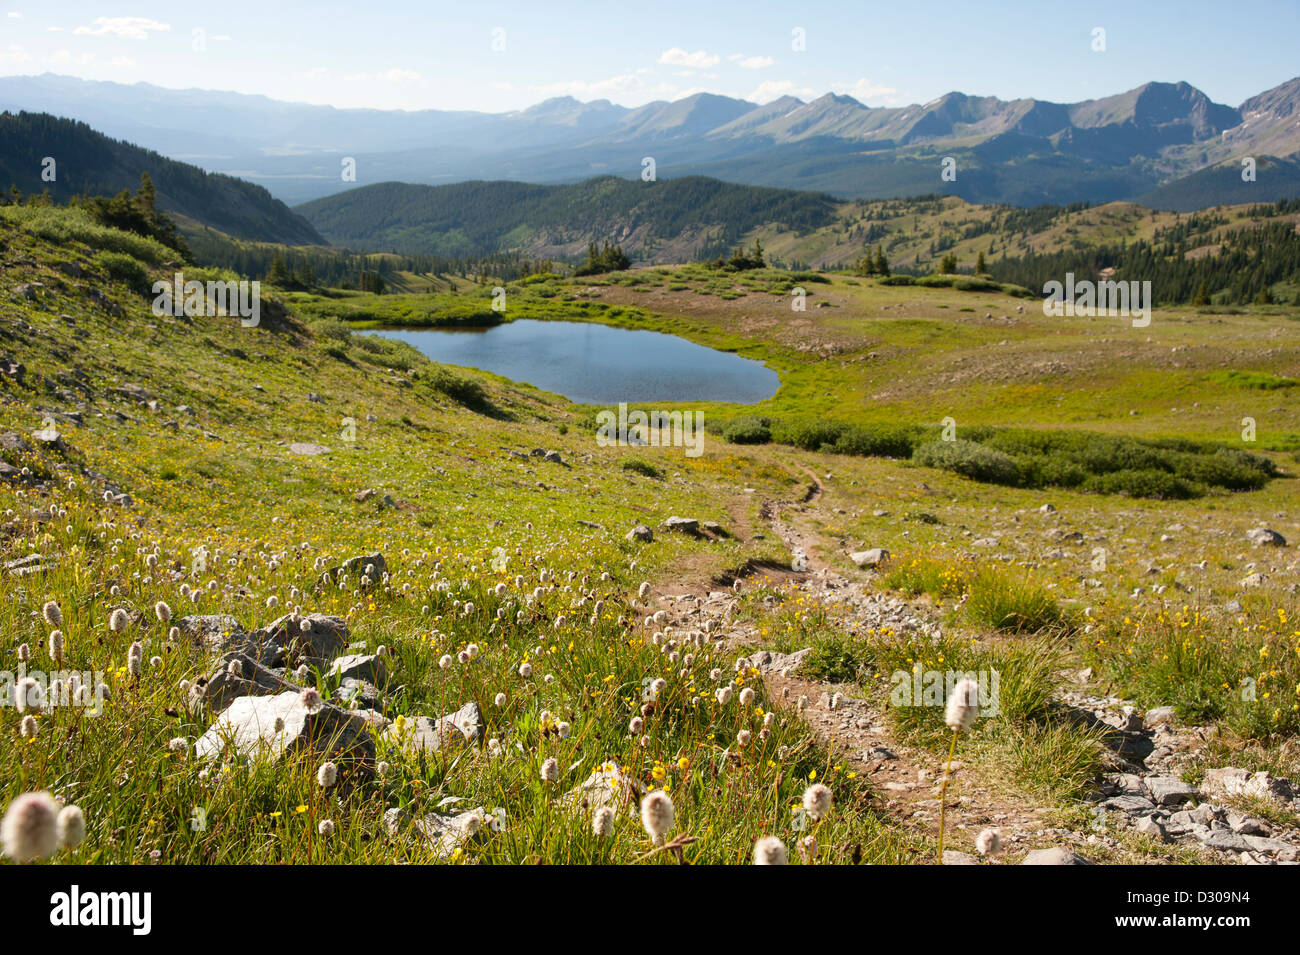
[368, 319, 780, 405]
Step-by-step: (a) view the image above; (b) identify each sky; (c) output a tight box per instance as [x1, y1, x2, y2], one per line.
[1, 1, 1297, 113]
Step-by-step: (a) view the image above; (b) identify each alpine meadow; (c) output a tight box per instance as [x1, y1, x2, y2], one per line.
[1, 0, 1299, 924]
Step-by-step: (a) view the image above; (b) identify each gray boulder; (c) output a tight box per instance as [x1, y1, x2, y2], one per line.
[1246, 527, 1286, 547]
[849, 548, 890, 568]
[195, 690, 375, 763]
[192, 651, 303, 712]
[1143, 776, 1199, 807]
[327, 653, 387, 686]
[384, 701, 481, 754]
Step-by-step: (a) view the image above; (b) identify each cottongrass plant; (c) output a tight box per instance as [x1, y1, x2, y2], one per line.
[1, 791, 61, 862]
[640, 790, 674, 846]
[752, 836, 788, 865]
[938, 677, 980, 864]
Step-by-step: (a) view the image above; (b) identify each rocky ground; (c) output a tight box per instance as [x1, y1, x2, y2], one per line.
[644, 471, 1300, 865]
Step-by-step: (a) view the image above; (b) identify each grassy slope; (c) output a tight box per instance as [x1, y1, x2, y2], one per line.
[0, 212, 917, 864]
[4, 209, 1300, 865]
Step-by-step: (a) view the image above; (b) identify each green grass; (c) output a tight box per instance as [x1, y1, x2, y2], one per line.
[0, 207, 920, 864]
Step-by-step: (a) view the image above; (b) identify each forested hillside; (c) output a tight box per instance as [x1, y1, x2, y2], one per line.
[296, 176, 837, 258]
[0, 111, 325, 245]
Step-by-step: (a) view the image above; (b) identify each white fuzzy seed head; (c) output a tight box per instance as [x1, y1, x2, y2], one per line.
[802, 783, 832, 821]
[316, 761, 338, 788]
[56, 805, 85, 849]
[752, 835, 788, 865]
[540, 757, 560, 784]
[1, 791, 61, 862]
[640, 790, 674, 844]
[42, 601, 62, 627]
[975, 827, 1002, 856]
[592, 806, 615, 838]
[945, 678, 980, 732]
[108, 609, 128, 633]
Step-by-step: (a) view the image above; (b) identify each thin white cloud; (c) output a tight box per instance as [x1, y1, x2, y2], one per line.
[343, 68, 421, 83]
[729, 54, 774, 69]
[658, 47, 719, 69]
[747, 79, 814, 103]
[7, 11, 22, 18]
[0, 43, 30, 64]
[830, 77, 900, 104]
[73, 17, 171, 39]
[108, 56, 137, 69]
[533, 73, 682, 104]
[50, 49, 94, 66]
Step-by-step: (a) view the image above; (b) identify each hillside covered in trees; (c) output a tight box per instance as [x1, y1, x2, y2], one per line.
[0, 111, 324, 245]
[295, 175, 837, 260]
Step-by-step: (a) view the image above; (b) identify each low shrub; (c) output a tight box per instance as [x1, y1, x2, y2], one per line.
[912, 439, 1023, 486]
[722, 416, 772, 444]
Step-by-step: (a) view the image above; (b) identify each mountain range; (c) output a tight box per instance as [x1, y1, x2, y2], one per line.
[3, 72, 1300, 209]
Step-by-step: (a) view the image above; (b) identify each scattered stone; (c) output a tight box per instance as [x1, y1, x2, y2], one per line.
[849, 548, 890, 568]
[662, 516, 699, 534]
[288, 442, 331, 456]
[942, 850, 979, 865]
[1246, 527, 1286, 547]
[195, 690, 375, 763]
[384, 807, 489, 859]
[1198, 829, 1253, 853]
[1201, 768, 1295, 805]
[1135, 816, 1168, 842]
[1021, 847, 1093, 865]
[626, 524, 653, 543]
[255, 613, 350, 668]
[562, 761, 640, 813]
[326, 653, 387, 686]
[1144, 776, 1199, 807]
[1144, 706, 1177, 727]
[749, 647, 811, 677]
[193, 651, 303, 712]
[385, 701, 481, 754]
[1102, 793, 1156, 813]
